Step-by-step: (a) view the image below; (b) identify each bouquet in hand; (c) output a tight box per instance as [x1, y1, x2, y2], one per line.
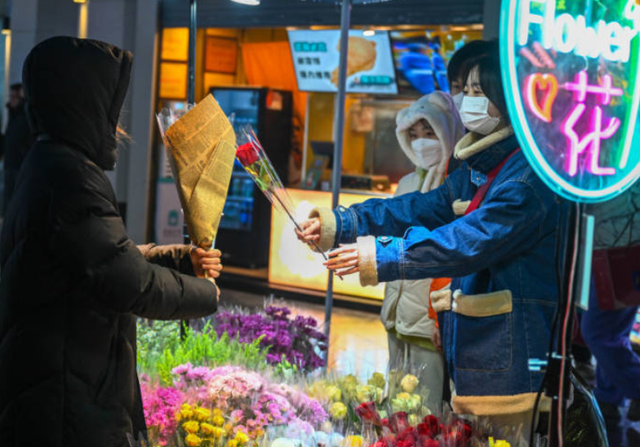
[235, 125, 327, 260]
[156, 95, 236, 251]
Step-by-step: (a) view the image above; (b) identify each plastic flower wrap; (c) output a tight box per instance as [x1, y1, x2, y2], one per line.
[235, 125, 328, 260]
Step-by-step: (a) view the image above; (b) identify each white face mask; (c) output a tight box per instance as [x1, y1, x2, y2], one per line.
[410, 138, 442, 169]
[460, 96, 502, 135]
[452, 92, 464, 111]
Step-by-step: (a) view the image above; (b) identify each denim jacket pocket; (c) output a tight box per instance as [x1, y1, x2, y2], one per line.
[454, 290, 513, 372]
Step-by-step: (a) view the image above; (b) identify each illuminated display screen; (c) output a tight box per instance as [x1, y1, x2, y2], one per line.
[500, 0, 640, 202]
[268, 189, 387, 300]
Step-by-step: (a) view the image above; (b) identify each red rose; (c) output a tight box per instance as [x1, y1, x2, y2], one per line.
[236, 142, 260, 167]
[445, 420, 473, 445]
[461, 423, 472, 440]
[390, 412, 409, 433]
[423, 415, 440, 435]
[396, 440, 414, 447]
[416, 423, 430, 437]
[355, 402, 381, 424]
[397, 427, 417, 442]
[418, 436, 437, 447]
[443, 428, 466, 447]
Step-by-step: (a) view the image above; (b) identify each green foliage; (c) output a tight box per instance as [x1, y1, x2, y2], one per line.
[137, 320, 272, 386]
[273, 354, 299, 380]
[137, 320, 181, 377]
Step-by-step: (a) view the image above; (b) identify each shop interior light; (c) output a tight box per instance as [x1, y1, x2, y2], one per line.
[363, 29, 376, 36]
[73, 0, 87, 3]
[229, 0, 260, 5]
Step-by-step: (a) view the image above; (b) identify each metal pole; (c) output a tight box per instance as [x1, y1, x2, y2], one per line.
[324, 0, 352, 353]
[187, 0, 197, 105]
[184, 0, 197, 247]
[182, 0, 198, 338]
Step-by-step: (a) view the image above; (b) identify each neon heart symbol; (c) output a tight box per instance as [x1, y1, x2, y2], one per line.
[524, 74, 558, 123]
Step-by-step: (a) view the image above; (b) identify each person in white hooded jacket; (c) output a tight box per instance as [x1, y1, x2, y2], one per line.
[381, 91, 465, 411]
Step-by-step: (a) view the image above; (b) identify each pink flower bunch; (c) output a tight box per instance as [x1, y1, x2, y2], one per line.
[143, 363, 331, 444]
[207, 368, 265, 410]
[141, 384, 184, 446]
[266, 382, 328, 427]
[251, 391, 297, 426]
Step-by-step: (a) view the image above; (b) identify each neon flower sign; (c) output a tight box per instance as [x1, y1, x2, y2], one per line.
[501, 0, 640, 202]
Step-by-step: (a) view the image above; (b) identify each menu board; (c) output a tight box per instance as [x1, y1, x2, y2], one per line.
[288, 30, 398, 94]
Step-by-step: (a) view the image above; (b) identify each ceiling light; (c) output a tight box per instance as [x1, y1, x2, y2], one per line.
[229, 0, 260, 5]
[363, 29, 376, 37]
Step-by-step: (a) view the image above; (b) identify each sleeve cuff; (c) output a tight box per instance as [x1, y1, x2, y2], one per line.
[309, 207, 337, 252]
[376, 236, 403, 283]
[357, 236, 379, 287]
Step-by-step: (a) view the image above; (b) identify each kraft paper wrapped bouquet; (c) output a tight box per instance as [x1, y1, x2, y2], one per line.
[156, 95, 237, 251]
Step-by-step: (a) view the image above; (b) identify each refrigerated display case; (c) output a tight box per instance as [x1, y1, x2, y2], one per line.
[212, 87, 292, 268]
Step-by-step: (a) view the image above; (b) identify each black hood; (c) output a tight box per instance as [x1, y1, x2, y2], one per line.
[22, 36, 133, 170]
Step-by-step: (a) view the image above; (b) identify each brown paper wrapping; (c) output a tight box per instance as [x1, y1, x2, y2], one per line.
[164, 94, 237, 249]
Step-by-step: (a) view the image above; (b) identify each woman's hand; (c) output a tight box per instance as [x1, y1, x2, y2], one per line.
[190, 247, 223, 279]
[324, 244, 359, 277]
[295, 218, 321, 246]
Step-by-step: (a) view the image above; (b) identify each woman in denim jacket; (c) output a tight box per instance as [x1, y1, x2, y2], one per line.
[297, 52, 561, 428]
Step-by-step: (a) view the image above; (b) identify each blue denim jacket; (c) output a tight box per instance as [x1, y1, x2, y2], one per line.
[332, 135, 561, 402]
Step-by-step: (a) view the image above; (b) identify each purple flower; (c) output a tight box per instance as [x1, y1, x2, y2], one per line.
[213, 305, 326, 372]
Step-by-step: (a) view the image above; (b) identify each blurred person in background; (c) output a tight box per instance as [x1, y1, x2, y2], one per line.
[0, 83, 34, 213]
[381, 91, 464, 411]
[582, 183, 640, 425]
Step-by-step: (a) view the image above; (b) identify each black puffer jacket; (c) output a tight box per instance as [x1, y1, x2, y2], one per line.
[0, 37, 218, 446]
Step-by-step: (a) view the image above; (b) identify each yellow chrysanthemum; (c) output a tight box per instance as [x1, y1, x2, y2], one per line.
[213, 415, 225, 427]
[181, 403, 192, 411]
[228, 440, 239, 447]
[185, 434, 203, 447]
[329, 402, 347, 420]
[213, 408, 223, 418]
[194, 407, 211, 421]
[183, 421, 200, 434]
[201, 422, 216, 436]
[344, 436, 363, 447]
[180, 409, 194, 420]
[235, 431, 249, 445]
[211, 427, 224, 438]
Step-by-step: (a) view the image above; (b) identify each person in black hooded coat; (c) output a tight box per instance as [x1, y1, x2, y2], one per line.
[0, 37, 222, 446]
